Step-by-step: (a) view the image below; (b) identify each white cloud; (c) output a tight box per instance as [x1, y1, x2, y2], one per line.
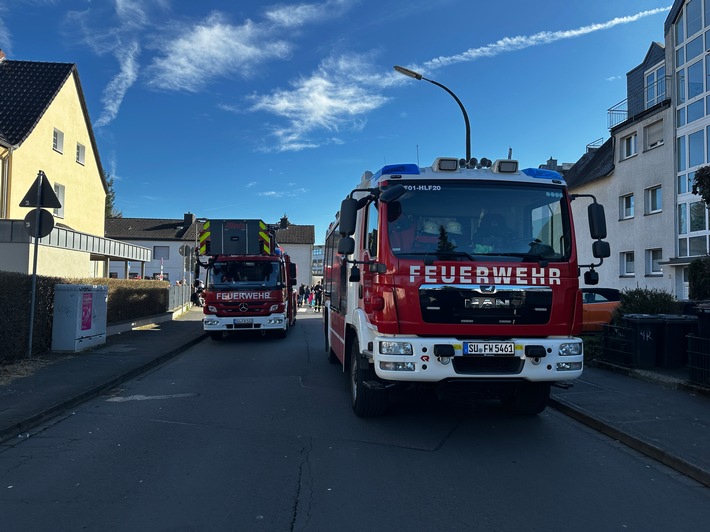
[250, 53, 389, 151]
[146, 13, 292, 92]
[95, 41, 141, 127]
[248, 6, 671, 151]
[264, 0, 350, 28]
[421, 7, 672, 72]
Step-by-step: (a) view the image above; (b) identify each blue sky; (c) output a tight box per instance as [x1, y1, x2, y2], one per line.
[0, 1, 672, 242]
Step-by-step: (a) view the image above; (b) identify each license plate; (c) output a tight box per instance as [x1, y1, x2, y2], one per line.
[463, 342, 515, 355]
[234, 318, 253, 325]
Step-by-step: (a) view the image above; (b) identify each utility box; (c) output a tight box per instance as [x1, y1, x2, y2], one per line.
[52, 284, 108, 352]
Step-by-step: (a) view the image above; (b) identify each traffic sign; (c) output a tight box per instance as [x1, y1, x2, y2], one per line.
[24, 208, 55, 238]
[20, 171, 62, 209]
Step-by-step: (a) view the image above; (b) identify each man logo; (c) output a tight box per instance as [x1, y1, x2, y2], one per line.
[480, 285, 496, 293]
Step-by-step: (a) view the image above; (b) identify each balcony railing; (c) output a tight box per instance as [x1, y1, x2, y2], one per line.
[607, 76, 671, 129]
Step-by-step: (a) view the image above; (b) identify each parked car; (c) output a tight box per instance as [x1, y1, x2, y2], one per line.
[582, 288, 621, 333]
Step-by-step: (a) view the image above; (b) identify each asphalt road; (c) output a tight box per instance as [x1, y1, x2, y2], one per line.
[2, 312, 709, 531]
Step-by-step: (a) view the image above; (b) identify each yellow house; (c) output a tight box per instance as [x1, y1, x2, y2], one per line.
[0, 50, 150, 277]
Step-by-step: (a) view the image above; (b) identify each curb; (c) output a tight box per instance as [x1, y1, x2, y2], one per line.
[548, 397, 710, 488]
[0, 332, 208, 445]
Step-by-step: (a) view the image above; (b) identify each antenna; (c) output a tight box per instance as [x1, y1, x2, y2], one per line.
[416, 144, 420, 166]
[508, 147, 513, 159]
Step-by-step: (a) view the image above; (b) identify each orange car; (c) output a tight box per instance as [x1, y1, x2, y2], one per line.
[582, 288, 621, 333]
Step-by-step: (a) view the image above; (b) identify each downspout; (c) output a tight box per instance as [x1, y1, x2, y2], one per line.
[0, 143, 15, 219]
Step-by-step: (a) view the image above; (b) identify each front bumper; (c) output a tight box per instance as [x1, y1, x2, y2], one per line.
[203, 313, 288, 332]
[370, 336, 583, 382]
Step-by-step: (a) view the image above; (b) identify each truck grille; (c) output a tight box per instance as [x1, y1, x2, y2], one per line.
[419, 285, 552, 325]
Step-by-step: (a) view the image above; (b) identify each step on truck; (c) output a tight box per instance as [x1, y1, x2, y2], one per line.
[323, 156, 610, 416]
[196, 219, 297, 340]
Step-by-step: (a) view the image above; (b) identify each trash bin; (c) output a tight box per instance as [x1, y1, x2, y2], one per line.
[52, 284, 108, 352]
[622, 314, 663, 369]
[696, 305, 710, 339]
[657, 314, 698, 368]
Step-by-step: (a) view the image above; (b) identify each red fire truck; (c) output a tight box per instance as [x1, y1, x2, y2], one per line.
[196, 219, 297, 340]
[323, 157, 609, 416]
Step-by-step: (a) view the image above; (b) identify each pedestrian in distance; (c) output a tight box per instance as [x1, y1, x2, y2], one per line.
[313, 282, 323, 312]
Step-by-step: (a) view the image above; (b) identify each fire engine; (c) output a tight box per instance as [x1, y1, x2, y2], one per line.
[196, 219, 297, 340]
[323, 157, 609, 416]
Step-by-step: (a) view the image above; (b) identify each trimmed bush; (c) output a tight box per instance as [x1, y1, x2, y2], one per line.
[689, 255, 710, 301]
[617, 287, 680, 318]
[1, 273, 171, 363]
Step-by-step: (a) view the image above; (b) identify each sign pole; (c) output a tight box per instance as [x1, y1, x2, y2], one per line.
[27, 171, 44, 358]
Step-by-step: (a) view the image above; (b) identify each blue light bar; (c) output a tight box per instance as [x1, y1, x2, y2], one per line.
[521, 168, 563, 180]
[371, 163, 420, 182]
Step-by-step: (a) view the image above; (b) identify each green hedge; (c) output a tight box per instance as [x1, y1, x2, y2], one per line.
[1, 273, 171, 362]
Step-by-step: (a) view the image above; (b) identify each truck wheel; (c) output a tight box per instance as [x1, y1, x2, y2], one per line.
[350, 338, 387, 417]
[501, 382, 550, 415]
[210, 331, 223, 341]
[276, 320, 289, 339]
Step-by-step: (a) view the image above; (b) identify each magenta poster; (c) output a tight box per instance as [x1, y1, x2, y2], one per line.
[81, 292, 93, 331]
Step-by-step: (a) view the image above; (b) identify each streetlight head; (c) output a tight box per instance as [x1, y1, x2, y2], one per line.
[394, 65, 423, 80]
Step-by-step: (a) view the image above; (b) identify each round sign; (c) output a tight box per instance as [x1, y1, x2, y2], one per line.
[24, 208, 54, 238]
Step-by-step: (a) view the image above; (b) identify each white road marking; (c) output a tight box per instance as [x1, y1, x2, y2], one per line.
[106, 393, 197, 403]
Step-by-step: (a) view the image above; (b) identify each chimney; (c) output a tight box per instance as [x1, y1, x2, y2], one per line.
[183, 212, 196, 227]
[0, 49, 6, 62]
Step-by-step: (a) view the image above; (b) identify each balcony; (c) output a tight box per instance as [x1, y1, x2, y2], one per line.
[607, 76, 671, 129]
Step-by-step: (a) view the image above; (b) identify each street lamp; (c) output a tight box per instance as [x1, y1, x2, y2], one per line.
[394, 65, 472, 164]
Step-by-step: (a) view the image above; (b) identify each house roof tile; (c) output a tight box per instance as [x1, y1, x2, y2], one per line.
[0, 59, 74, 146]
[564, 137, 615, 190]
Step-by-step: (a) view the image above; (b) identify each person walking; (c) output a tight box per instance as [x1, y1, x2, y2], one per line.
[313, 282, 323, 312]
[298, 283, 306, 307]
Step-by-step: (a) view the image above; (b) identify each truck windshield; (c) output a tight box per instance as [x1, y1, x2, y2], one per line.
[208, 260, 281, 289]
[386, 180, 572, 262]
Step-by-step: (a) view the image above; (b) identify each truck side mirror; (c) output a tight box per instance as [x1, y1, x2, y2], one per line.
[584, 269, 599, 285]
[592, 240, 611, 259]
[338, 236, 355, 256]
[588, 203, 607, 240]
[349, 265, 361, 283]
[339, 198, 358, 236]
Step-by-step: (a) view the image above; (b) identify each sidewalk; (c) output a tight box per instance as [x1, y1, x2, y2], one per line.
[0, 306, 206, 444]
[1, 309, 709, 488]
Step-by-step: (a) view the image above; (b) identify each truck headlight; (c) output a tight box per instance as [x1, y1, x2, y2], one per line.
[380, 341, 413, 355]
[559, 342, 583, 356]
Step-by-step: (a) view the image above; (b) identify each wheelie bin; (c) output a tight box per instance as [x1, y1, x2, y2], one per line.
[622, 314, 663, 369]
[657, 314, 698, 368]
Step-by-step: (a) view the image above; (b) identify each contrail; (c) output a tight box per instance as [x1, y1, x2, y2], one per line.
[423, 7, 671, 71]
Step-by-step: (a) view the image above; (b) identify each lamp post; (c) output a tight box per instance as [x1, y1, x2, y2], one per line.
[394, 65, 471, 164]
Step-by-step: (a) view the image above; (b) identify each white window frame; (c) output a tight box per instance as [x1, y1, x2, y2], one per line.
[621, 251, 635, 276]
[645, 185, 662, 214]
[644, 120, 664, 150]
[76, 142, 86, 165]
[53, 183, 65, 218]
[620, 194, 634, 220]
[645, 64, 666, 109]
[646, 248, 663, 276]
[621, 133, 637, 159]
[53, 128, 64, 154]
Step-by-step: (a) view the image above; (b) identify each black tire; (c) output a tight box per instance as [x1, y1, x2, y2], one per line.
[501, 382, 550, 415]
[350, 338, 387, 417]
[210, 331, 223, 341]
[275, 320, 289, 339]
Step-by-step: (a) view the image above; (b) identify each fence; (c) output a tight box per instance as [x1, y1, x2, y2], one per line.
[687, 335, 710, 387]
[600, 324, 634, 367]
[167, 284, 192, 311]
